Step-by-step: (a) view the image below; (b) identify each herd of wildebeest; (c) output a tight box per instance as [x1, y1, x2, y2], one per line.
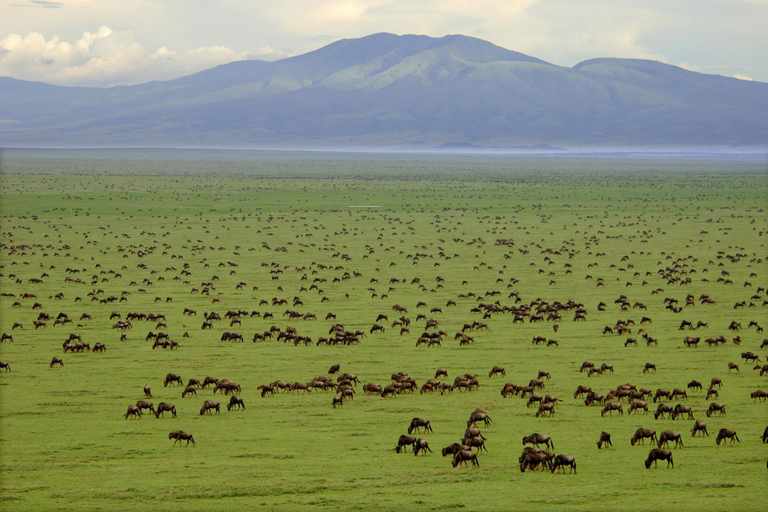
[1, 170, 767, 484]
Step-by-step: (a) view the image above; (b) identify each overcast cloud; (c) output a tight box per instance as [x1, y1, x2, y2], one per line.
[0, 0, 765, 87]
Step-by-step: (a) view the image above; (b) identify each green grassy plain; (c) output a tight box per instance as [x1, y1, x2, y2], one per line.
[0, 152, 766, 511]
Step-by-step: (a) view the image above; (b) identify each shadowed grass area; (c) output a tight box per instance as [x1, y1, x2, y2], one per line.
[0, 151, 766, 511]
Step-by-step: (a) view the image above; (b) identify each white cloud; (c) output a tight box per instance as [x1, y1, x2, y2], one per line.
[0, 26, 288, 87]
[733, 74, 753, 81]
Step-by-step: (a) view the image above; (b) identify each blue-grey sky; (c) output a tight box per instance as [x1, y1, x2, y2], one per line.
[1, 0, 765, 87]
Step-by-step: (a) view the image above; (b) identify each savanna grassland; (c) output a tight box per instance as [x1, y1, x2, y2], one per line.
[0, 151, 766, 512]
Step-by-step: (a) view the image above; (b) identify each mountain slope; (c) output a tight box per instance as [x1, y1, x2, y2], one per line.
[1, 33, 766, 148]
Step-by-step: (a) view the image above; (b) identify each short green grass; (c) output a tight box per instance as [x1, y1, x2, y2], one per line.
[0, 151, 766, 511]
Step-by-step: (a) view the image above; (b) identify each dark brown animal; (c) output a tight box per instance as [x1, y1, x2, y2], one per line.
[645, 449, 673, 468]
[691, 420, 709, 437]
[408, 418, 433, 434]
[164, 373, 183, 387]
[631, 428, 657, 446]
[0, 361, 10, 372]
[154, 402, 177, 418]
[658, 431, 684, 449]
[50, 357, 63, 368]
[200, 400, 220, 415]
[706, 403, 726, 417]
[716, 428, 740, 445]
[396, 435, 418, 453]
[523, 433, 553, 449]
[125, 405, 141, 419]
[452, 449, 479, 467]
[597, 431, 612, 449]
[467, 409, 491, 428]
[551, 454, 577, 474]
[227, 396, 245, 411]
[169, 430, 196, 447]
[413, 438, 432, 456]
[135, 401, 154, 414]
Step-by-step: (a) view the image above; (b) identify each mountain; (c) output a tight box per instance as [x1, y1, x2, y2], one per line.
[1, 33, 766, 149]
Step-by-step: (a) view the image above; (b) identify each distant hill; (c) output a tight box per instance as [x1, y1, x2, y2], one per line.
[1, 33, 766, 149]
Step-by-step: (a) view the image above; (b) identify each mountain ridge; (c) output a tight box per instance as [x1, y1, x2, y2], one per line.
[1, 33, 766, 148]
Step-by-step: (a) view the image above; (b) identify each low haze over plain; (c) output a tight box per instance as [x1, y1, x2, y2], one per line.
[1, 0, 766, 87]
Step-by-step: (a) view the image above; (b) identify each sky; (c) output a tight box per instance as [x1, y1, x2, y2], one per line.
[1, 0, 766, 87]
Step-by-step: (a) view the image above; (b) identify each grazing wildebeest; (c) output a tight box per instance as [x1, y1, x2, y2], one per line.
[464, 428, 485, 441]
[164, 373, 183, 387]
[706, 403, 726, 417]
[154, 402, 177, 418]
[645, 449, 674, 468]
[467, 409, 491, 428]
[655, 403, 674, 420]
[135, 401, 154, 414]
[169, 430, 196, 447]
[574, 385, 592, 399]
[751, 390, 768, 402]
[601, 402, 623, 417]
[631, 428, 657, 446]
[706, 386, 720, 401]
[523, 433, 553, 449]
[653, 389, 672, 403]
[125, 405, 141, 419]
[331, 396, 344, 408]
[551, 454, 577, 474]
[462, 434, 488, 453]
[488, 366, 505, 378]
[50, 357, 64, 368]
[716, 428, 740, 445]
[0, 361, 10, 372]
[687, 380, 702, 391]
[227, 396, 245, 411]
[181, 385, 197, 398]
[597, 431, 612, 449]
[442, 443, 471, 457]
[519, 449, 549, 472]
[536, 403, 555, 417]
[435, 368, 448, 379]
[328, 364, 340, 374]
[628, 400, 649, 415]
[200, 400, 220, 415]
[413, 438, 432, 456]
[144, 385, 152, 397]
[408, 418, 433, 434]
[643, 363, 656, 374]
[672, 404, 694, 420]
[452, 449, 479, 468]
[691, 420, 709, 437]
[396, 435, 418, 453]
[658, 431, 684, 449]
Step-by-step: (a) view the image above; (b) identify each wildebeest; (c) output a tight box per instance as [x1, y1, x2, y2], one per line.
[645, 449, 674, 468]
[442, 443, 471, 457]
[413, 438, 432, 456]
[467, 409, 491, 428]
[653, 389, 672, 403]
[597, 431, 612, 449]
[628, 400, 649, 415]
[601, 402, 623, 417]
[751, 390, 768, 402]
[519, 448, 550, 472]
[144, 385, 152, 397]
[181, 385, 197, 398]
[395, 435, 418, 453]
[408, 418, 433, 434]
[523, 433, 553, 449]
[536, 403, 555, 417]
[691, 420, 709, 437]
[761, 426, 768, 444]
[227, 396, 245, 411]
[551, 454, 577, 474]
[328, 364, 341, 374]
[50, 357, 64, 368]
[0, 361, 10, 372]
[154, 402, 177, 418]
[164, 373, 183, 387]
[716, 428, 740, 445]
[125, 405, 141, 419]
[452, 449, 479, 468]
[200, 400, 220, 415]
[655, 403, 674, 419]
[631, 428, 657, 446]
[488, 366, 505, 378]
[706, 403, 726, 417]
[658, 431, 684, 449]
[169, 430, 196, 447]
[135, 401, 154, 414]
[687, 380, 702, 391]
